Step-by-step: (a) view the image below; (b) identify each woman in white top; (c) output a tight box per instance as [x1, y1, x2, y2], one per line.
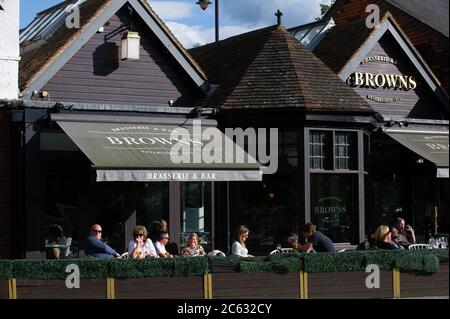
[232, 225, 254, 257]
[128, 226, 157, 259]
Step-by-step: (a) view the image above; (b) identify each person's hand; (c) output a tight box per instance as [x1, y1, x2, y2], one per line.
[405, 225, 414, 232]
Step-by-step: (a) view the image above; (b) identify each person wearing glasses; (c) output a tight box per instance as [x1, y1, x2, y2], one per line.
[154, 231, 173, 258]
[85, 224, 120, 259]
[232, 225, 254, 257]
[181, 233, 206, 257]
[128, 225, 157, 259]
[374, 225, 402, 250]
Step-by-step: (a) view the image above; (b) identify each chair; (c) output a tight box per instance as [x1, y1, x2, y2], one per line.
[408, 244, 432, 250]
[63, 237, 72, 257]
[269, 248, 296, 255]
[207, 250, 226, 257]
[120, 252, 129, 259]
[337, 248, 346, 253]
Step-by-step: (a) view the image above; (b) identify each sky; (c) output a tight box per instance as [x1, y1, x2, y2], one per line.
[20, 0, 332, 48]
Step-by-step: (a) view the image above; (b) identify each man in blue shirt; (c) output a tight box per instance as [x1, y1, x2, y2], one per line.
[301, 223, 335, 253]
[85, 224, 120, 259]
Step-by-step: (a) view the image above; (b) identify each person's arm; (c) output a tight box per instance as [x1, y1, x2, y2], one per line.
[199, 246, 205, 256]
[406, 226, 416, 244]
[144, 239, 157, 258]
[301, 242, 314, 253]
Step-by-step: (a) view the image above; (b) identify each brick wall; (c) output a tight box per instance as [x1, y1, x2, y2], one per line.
[329, 0, 449, 92]
[0, 109, 11, 258]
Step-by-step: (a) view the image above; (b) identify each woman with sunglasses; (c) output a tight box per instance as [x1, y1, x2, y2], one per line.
[128, 225, 157, 259]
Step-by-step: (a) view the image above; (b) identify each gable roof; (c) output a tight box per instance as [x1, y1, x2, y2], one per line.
[313, 13, 448, 111]
[189, 24, 372, 113]
[19, 0, 208, 98]
[324, 0, 449, 37]
[385, 0, 449, 37]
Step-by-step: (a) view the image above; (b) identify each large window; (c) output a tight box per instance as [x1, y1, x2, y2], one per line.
[308, 129, 362, 244]
[310, 174, 358, 243]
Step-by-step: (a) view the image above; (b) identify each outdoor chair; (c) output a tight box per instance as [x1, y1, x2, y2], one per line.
[120, 252, 129, 259]
[207, 250, 226, 257]
[269, 248, 296, 255]
[63, 237, 72, 257]
[408, 244, 432, 250]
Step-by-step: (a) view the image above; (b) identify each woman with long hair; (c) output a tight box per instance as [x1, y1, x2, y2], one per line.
[232, 225, 254, 257]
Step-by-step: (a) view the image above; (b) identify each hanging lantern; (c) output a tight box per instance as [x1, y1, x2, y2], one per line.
[121, 31, 141, 61]
[196, 0, 211, 10]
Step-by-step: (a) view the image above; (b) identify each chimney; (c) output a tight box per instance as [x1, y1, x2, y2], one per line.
[0, 0, 20, 100]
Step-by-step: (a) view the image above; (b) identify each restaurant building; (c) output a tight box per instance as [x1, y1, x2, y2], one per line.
[289, 1, 449, 242]
[0, 0, 448, 259]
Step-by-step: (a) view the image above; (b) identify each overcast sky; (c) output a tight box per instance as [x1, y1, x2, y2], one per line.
[20, 0, 331, 48]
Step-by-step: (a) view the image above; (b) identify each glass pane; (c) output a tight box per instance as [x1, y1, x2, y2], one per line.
[284, 132, 297, 145]
[301, 25, 323, 46]
[310, 174, 358, 243]
[241, 174, 299, 254]
[294, 29, 308, 41]
[180, 182, 212, 252]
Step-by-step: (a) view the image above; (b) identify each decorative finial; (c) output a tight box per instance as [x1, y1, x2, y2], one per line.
[275, 9, 283, 25]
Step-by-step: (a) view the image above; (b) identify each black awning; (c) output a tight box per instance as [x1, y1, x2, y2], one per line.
[54, 116, 262, 182]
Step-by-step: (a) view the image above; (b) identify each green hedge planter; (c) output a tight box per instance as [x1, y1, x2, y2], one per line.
[0, 250, 446, 279]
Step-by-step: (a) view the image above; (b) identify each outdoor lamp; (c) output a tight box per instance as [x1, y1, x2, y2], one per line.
[121, 31, 141, 60]
[196, 0, 211, 10]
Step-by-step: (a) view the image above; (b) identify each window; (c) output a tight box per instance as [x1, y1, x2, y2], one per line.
[309, 131, 332, 170]
[280, 131, 298, 169]
[334, 132, 357, 170]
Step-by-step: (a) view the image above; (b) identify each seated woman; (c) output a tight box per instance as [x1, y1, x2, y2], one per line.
[128, 225, 157, 259]
[374, 225, 402, 250]
[231, 225, 254, 257]
[181, 233, 206, 257]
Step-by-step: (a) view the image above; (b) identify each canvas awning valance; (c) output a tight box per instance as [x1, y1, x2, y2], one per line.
[52, 114, 262, 182]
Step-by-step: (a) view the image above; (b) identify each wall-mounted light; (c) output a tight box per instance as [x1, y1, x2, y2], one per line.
[121, 31, 140, 61]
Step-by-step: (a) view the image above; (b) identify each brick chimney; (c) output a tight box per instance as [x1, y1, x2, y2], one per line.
[0, 0, 20, 100]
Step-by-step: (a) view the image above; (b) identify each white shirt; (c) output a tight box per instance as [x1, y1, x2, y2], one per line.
[232, 241, 253, 257]
[128, 239, 157, 258]
[154, 240, 167, 255]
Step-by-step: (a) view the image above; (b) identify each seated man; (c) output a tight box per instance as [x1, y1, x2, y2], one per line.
[391, 218, 416, 247]
[300, 223, 335, 253]
[154, 231, 173, 258]
[85, 224, 120, 259]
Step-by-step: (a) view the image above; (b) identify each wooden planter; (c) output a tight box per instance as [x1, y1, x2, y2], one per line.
[307, 271, 393, 299]
[399, 263, 449, 298]
[114, 277, 204, 299]
[212, 272, 299, 299]
[0, 280, 8, 299]
[15, 279, 106, 299]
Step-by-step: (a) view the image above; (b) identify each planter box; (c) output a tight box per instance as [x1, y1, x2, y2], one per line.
[115, 277, 204, 299]
[212, 273, 299, 299]
[16, 279, 106, 299]
[308, 271, 393, 299]
[400, 263, 449, 298]
[0, 280, 8, 299]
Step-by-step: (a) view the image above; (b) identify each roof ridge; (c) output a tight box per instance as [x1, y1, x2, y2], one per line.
[275, 26, 307, 108]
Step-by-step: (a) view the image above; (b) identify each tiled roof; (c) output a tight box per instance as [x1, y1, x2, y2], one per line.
[19, 0, 207, 92]
[20, 0, 113, 92]
[313, 18, 373, 74]
[386, 0, 449, 37]
[189, 24, 372, 112]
